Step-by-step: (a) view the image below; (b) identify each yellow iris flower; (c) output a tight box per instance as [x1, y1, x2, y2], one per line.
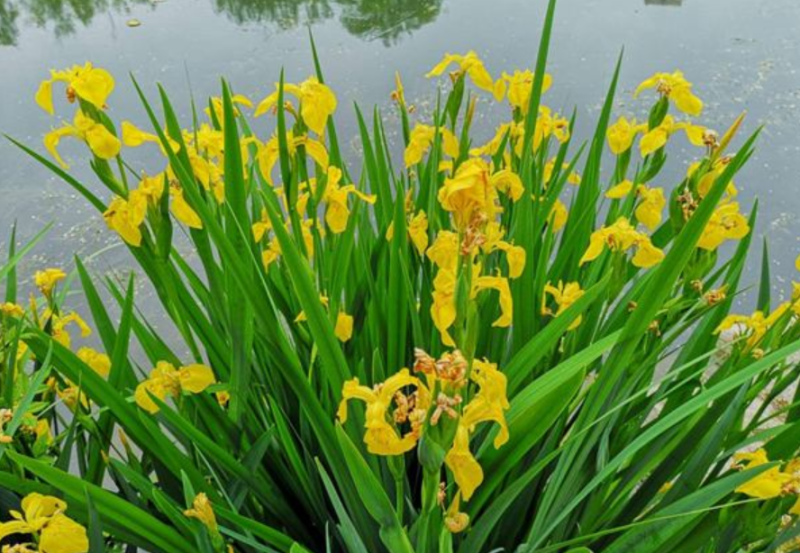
[697, 201, 749, 251]
[635, 185, 666, 231]
[444, 359, 509, 501]
[639, 115, 707, 157]
[606, 179, 634, 199]
[606, 116, 646, 155]
[500, 69, 553, 114]
[134, 361, 217, 414]
[44, 110, 120, 169]
[0, 493, 89, 553]
[34, 268, 66, 298]
[36, 62, 114, 115]
[635, 71, 703, 117]
[542, 280, 585, 330]
[580, 217, 664, 268]
[255, 76, 337, 135]
[338, 369, 430, 456]
[322, 166, 377, 234]
[404, 124, 460, 167]
[426, 51, 505, 101]
[438, 158, 522, 230]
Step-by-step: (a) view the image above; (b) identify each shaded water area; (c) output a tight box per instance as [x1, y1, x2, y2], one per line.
[1, 0, 800, 344]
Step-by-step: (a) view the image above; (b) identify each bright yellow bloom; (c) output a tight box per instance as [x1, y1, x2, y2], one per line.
[338, 369, 429, 456]
[50, 312, 91, 349]
[255, 77, 337, 134]
[35, 268, 66, 298]
[170, 184, 203, 230]
[445, 359, 509, 500]
[605, 179, 634, 199]
[687, 159, 738, 199]
[542, 280, 585, 330]
[0, 493, 88, 553]
[438, 158, 521, 230]
[335, 312, 354, 343]
[323, 166, 377, 234]
[121, 121, 179, 154]
[404, 124, 460, 167]
[549, 199, 568, 232]
[697, 201, 749, 251]
[580, 217, 664, 268]
[44, 110, 120, 169]
[256, 132, 329, 185]
[472, 275, 513, 328]
[407, 210, 430, 255]
[733, 449, 796, 500]
[496, 242, 526, 279]
[184, 493, 218, 533]
[103, 190, 148, 247]
[134, 361, 217, 414]
[606, 116, 646, 155]
[427, 231, 460, 271]
[444, 493, 470, 534]
[635, 185, 666, 230]
[470, 122, 524, 158]
[36, 62, 114, 115]
[0, 302, 24, 318]
[635, 71, 703, 116]
[76, 347, 111, 378]
[500, 69, 553, 114]
[426, 51, 505, 101]
[431, 268, 458, 347]
[639, 115, 707, 157]
[205, 94, 253, 125]
[716, 302, 790, 350]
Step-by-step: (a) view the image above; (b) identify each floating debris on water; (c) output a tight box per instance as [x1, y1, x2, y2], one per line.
[127, 18, 142, 27]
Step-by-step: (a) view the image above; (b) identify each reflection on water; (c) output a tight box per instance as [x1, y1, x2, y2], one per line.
[0, 0, 442, 46]
[644, 0, 683, 5]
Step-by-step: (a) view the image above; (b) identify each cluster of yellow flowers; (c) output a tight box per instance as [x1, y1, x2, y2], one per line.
[339, 349, 509, 530]
[715, 255, 800, 355]
[733, 449, 800, 515]
[0, 493, 88, 553]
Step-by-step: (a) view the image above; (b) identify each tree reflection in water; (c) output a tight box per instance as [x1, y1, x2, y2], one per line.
[0, 0, 442, 46]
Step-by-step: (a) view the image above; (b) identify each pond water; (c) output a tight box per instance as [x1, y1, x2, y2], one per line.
[1, 0, 800, 316]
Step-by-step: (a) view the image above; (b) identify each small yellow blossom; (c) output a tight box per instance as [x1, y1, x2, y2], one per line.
[44, 110, 120, 169]
[607, 116, 646, 155]
[134, 361, 217, 414]
[255, 77, 337, 135]
[426, 51, 505, 101]
[338, 369, 430, 456]
[500, 69, 553, 114]
[605, 179, 634, 199]
[0, 493, 89, 553]
[444, 359, 509, 500]
[36, 62, 114, 115]
[580, 217, 664, 268]
[635, 185, 666, 230]
[170, 184, 203, 230]
[542, 281, 585, 330]
[184, 493, 218, 533]
[35, 269, 66, 298]
[404, 124, 460, 167]
[0, 303, 25, 318]
[323, 166, 377, 234]
[635, 71, 703, 116]
[103, 191, 148, 247]
[76, 347, 111, 378]
[335, 312, 354, 343]
[697, 201, 749, 251]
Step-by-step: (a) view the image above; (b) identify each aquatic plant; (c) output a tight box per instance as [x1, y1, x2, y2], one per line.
[2, 0, 800, 551]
